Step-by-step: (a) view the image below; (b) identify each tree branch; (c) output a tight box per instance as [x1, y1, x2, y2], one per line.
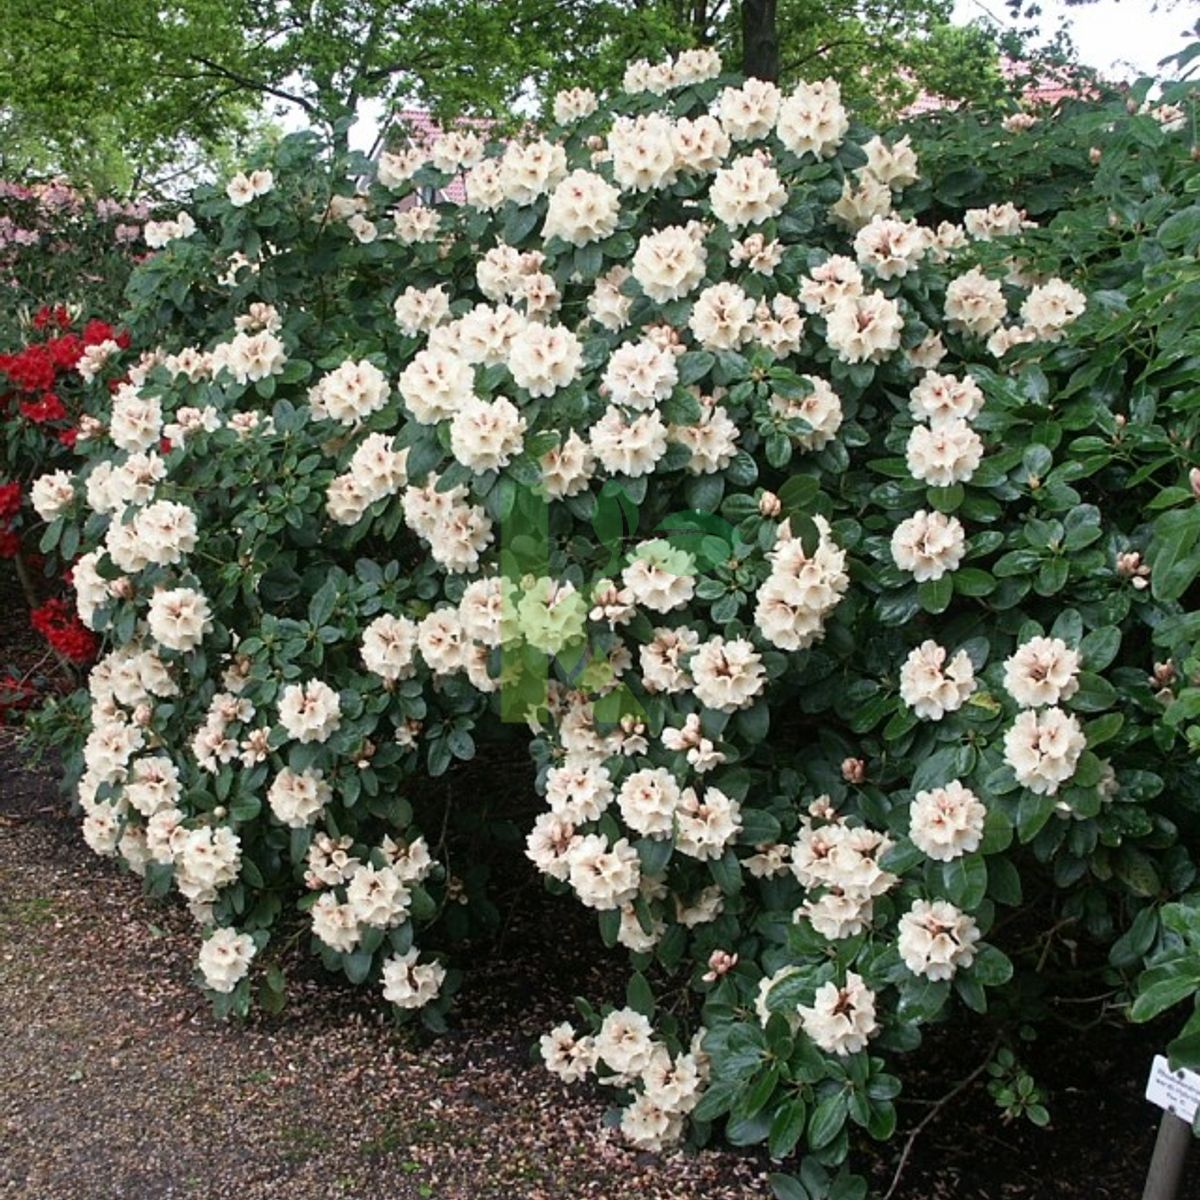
[883, 1033, 1003, 1200]
[183, 51, 320, 115]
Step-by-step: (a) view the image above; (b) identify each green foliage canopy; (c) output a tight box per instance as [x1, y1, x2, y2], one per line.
[0, 0, 1007, 189]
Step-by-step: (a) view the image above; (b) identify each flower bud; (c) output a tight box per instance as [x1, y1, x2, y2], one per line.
[1089, 146, 1102, 164]
[1152, 661, 1177, 688]
[1115, 550, 1146, 579]
[701, 949, 739, 982]
[841, 756, 866, 784]
[1189, 467, 1200, 498]
[808, 794, 838, 819]
[758, 490, 781, 518]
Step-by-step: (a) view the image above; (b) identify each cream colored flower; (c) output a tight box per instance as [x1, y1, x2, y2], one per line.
[603, 340, 679, 409]
[690, 636, 766, 711]
[1020, 278, 1087, 341]
[198, 928, 256, 993]
[905, 418, 984, 486]
[898, 899, 980, 980]
[776, 79, 849, 159]
[862, 135, 920, 187]
[908, 371, 984, 426]
[622, 540, 696, 613]
[449, 395, 526, 471]
[542, 169, 621, 246]
[147, 587, 213, 653]
[689, 281, 756, 350]
[891, 510, 966, 582]
[381, 948, 446, 1009]
[798, 972, 877, 1055]
[1003, 636, 1081, 708]
[718, 77, 781, 141]
[507, 323, 582, 396]
[825, 292, 904, 364]
[30, 470, 75, 520]
[267, 767, 331, 828]
[854, 215, 927, 280]
[709, 153, 787, 228]
[553, 87, 598, 124]
[277, 679, 341, 744]
[944, 268, 1007, 337]
[632, 225, 707, 303]
[673, 115, 731, 173]
[1003, 707, 1086, 795]
[770, 376, 842, 451]
[590, 406, 668, 477]
[899, 640, 977, 720]
[909, 780, 986, 861]
[609, 113, 678, 192]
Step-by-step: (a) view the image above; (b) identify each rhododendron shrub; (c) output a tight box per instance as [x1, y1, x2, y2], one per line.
[0, 311, 131, 676]
[0, 180, 147, 346]
[0, 179, 145, 583]
[33, 49, 1200, 1182]
[1, 309, 132, 485]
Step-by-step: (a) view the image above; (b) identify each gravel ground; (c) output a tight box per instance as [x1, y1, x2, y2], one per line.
[0, 742, 774, 1200]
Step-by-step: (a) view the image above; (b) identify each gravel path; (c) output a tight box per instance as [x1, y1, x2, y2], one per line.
[0, 748, 772, 1200]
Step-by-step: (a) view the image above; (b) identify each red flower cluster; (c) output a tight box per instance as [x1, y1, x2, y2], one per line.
[32, 305, 72, 331]
[0, 316, 129, 416]
[0, 312, 131, 486]
[30, 597, 97, 663]
[0, 481, 19, 517]
[0, 479, 20, 558]
[0, 341, 61, 391]
[19, 392, 67, 423]
[0, 673, 37, 725]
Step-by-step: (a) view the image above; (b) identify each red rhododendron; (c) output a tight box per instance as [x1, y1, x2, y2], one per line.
[46, 332, 84, 370]
[0, 481, 20, 517]
[32, 305, 72, 331]
[82, 318, 115, 345]
[0, 343, 56, 391]
[0, 674, 37, 724]
[30, 597, 97, 663]
[19, 392, 67, 423]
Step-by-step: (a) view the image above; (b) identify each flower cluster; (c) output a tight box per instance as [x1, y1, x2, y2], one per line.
[30, 596, 98, 663]
[542, 1008, 709, 1150]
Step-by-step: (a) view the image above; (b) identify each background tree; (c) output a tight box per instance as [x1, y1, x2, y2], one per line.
[0, 0, 1012, 192]
[0, 0, 681, 187]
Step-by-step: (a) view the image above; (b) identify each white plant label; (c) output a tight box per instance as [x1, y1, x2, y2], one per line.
[1145, 1055, 1200, 1123]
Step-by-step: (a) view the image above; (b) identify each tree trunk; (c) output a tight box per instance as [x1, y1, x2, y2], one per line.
[741, 0, 779, 81]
